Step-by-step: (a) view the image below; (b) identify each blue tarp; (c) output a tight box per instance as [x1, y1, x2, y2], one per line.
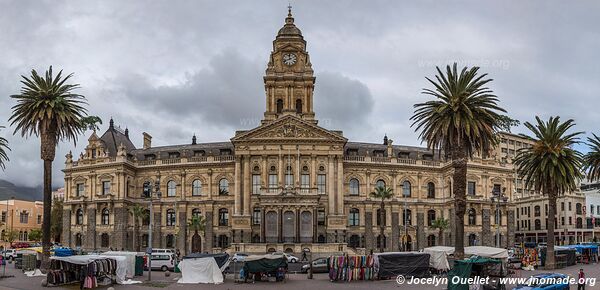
[564, 244, 598, 254]
[53, 248, 74, 257]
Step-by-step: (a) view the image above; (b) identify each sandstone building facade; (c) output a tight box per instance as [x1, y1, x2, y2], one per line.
[61, 9, 517, 255]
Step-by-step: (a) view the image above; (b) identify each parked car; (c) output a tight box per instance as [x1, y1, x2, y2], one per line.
[514, 273, 570, 290]
[2, 249, 16, 261]
[151, 248, 175, 254]
[270, 252, 299, 263]
[231, 253, 248, 262]
[301, 257, 328, 273]
[146, 253, 176, 272]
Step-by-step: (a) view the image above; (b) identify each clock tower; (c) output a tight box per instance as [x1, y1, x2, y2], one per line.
[263, 7, 316, 124]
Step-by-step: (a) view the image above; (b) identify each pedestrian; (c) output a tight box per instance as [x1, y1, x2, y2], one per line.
[301, 251, 307, 262]
[577, 268, 585, 290]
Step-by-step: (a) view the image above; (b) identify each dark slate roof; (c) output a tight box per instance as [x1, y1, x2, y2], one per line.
[99, 120, 136, 157]
[344, 142, 443, 161]
[131, 142, 234, 160]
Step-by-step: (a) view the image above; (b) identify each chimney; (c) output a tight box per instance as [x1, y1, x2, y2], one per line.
[383, 134, 388, 145]
[143, 132, 152, 149]
[125, 128, 129, 138]
[192, 134, 197, 145]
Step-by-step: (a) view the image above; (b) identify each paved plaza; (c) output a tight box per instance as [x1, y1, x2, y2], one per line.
[1, 261, 600, 290]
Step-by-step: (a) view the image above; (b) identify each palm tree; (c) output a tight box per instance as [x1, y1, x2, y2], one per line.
[370, 185, 393, 252]
[430, 218, 449, 246]
[130, 204, 149, 252]
[411, 63, 507, 259]
[9, 66, 98, 269]
[583, 133, 600, 182]
[188, 215, 206, 253]
[513, 116, 583, 270]
[0, 126, 10, 170]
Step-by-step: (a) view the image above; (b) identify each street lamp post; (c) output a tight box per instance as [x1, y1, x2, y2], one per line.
[145, 180, 161, 281]
[403, 191, 409, 251]
[491, 188, 508, 248]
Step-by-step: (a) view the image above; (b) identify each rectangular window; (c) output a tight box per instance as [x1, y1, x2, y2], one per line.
[1, 211, 6, 223]
[76, 183, 85, 197]
[102, 181, 111, 195]
[501, 138, 507, 144]
[468, 182, 476, 196]
[252, 175, 261, 195]
[268, 174, 278, 189]
[317, 174, 326, 194]
[561, 202, 565, 211]
[509, 149, 515, 154]
[37, 215, 42, 224]
[569, 217, 572, 225]
[301, 174, 310, 189]
[568, 202, 572, 211]
[317, 209, 325, 226]
[285, 172, 293, 187]
[591, 204, 595, 215]
[493, 184, 501, 195]
[561, 217, 565, 226]
[20, 212, 28, 224]
[252, 208, 261, 225]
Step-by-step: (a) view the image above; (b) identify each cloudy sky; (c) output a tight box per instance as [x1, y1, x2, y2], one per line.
[0, 0, 599, 187]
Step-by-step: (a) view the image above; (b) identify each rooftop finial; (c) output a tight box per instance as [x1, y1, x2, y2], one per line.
[285, 3, 294, 24]
[288, 3, 292, 17]
[109, 117, 114, 129]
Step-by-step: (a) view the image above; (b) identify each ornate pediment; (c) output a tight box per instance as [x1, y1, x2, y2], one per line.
[232, 115, 346, 144]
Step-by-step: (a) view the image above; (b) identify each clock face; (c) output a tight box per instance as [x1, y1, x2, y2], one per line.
[283, 53, 297, 66]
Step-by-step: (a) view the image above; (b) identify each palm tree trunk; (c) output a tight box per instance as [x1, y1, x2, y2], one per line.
[380, 200, 385, 252]
[133, 219, 139, 252]
[545, 182, 557, 270]
[452, 146, 468, 259]
[439, 229, 443, 246]
[41, 159, 53, 271]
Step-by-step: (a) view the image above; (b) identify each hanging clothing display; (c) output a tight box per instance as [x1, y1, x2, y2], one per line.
[46, 258, 117, 288]
[328, 255, 375, 282]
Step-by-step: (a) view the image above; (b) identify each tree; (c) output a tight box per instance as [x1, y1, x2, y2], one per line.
[410, 63, 508, 259]
[583, 133, 600, 182]
[430, 218, 449, 246]
[29, 229, 43, 243]
[513, 116, 583, 270]
[370, 185, 393, 252]
[4, 230, 18, 244]
[188, 215, 206, 253]
[50, 198, 63, 243]
[9, 66, 99, 270]
[130, 204, 149, 252]
[0, 126, 10, 170]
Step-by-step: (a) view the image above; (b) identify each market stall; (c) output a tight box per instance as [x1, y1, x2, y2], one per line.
[328, 255, 376, 282]
[242, 255, 287, 282]
[102, 251, 143, 278]
[47, 255, 128, 288]
[448, 258, 506, 290]
[375, 252, 430, 279]
[565, 244, 599, 263]
[423, 246, 453, 271]
[177, 253, 230, 284]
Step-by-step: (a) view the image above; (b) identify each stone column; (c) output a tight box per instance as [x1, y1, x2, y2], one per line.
[62, 209, 72, 247]
[365, 211, 374, 252]
[243, 155, 251, 215]
[208, 170, 213, 198]
[482, 208, 492, 246]
[310, 155, 316, 189]
[391, 211, 399, 251]
[178, 209, 187, 255]
[113, 206, 129, 250]
[204, 212, 213, 252]
[328, 156, 335, 214]
[336, 157, 344, 215]
[86, 208, 97, 250]
[234, 157, 242, 215]
[278, 152, 284, 189]
[507, 209, 516, 248]
[262, 156, 267, 193]
[416, 212, 425, 250]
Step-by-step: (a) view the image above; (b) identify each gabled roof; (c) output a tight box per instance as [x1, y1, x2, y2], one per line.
[231, 114, 347, 144]
[99, 119, 136, 157]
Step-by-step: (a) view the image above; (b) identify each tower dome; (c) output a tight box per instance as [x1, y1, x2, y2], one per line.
[277, 6, 303, 37]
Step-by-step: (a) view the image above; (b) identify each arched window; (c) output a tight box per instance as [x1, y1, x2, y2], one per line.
[192, 179, 202, 196]
[376, 179, 386, 189]
[348, 208, 360, 226]
[377, 208, 386, 226]
[219, 179, 229, 195]
[349, 178, 360, 195]
[101, 233, 109, 248]
[317, 234, 326, 243]
[276, 99, 283, 114]
[468, 233, 477, 246]
[166, 209, 176, 226]
[468, 208, 476, 225]
[534, 205, 541, 217]
[101, 208, 109, 225]
[576, 217, 583, 229]
[282, 211, 295, 242]
[427, 234, 436, 247]
[535, 219, 541, 230]
[576, 203, 582, 214]
[219, 208, 229, 226]
[192, 208, 201, 218]
[75, 233, 82, 247]
[427, 182, 435, 198]
[349, 235, 360, 248]
[265, 211, 277, 242]
[403, 181, 411, 197]
[300, 211, 313, 242]
[427, 210, 436, 226]
[166, 234, 175, 248]
[76, 209, 84, 225]
[167, 180, 176, 197]
[296, 99, 302, 114]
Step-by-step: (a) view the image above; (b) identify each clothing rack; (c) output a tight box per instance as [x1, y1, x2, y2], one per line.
[46, 258, 117, 288]
[328, 255, 376, 282]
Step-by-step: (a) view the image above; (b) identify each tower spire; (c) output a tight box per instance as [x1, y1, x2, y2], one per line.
[286, 3, 294, 24]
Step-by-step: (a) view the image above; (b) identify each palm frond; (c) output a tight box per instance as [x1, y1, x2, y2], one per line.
[0, 126, 10, 170]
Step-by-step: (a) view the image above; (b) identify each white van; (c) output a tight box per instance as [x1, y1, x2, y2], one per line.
[151, 248, 175, 254]
[147, 253, 175, 271]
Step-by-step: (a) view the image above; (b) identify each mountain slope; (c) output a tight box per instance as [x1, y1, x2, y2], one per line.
[0, 179, 43, 201]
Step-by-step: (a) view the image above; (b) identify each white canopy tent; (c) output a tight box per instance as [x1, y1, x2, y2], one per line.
[102, 251, 142, 278]
[423, 246, 509, 270]
[177, 257, 224, 284]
